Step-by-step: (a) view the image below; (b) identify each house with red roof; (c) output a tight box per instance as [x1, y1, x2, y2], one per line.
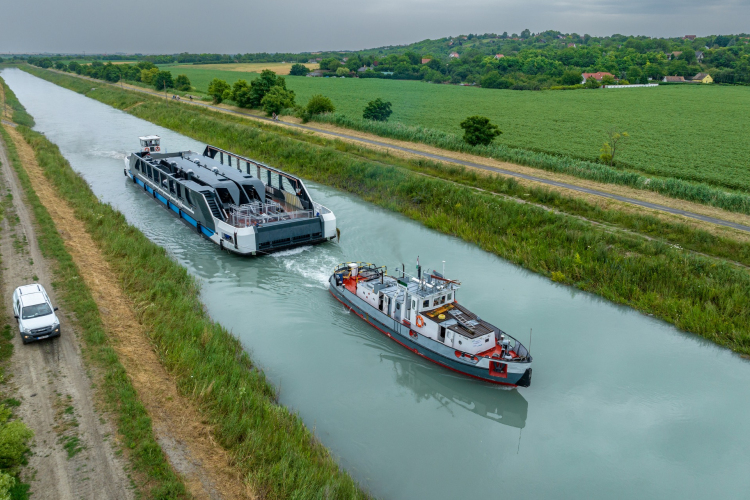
[582, 72, 616, 83]
[494, 54, 505, 59]
[421, 58, 432, 64]
[449, 52, 460, 58]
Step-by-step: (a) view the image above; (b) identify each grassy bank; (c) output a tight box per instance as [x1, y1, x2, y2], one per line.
[1, 80, 188, 498]
[17, 68, 750, 355]
[3, 84, 370, 497]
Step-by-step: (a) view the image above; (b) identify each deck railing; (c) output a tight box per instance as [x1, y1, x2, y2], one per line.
[228, 201, 313, 228]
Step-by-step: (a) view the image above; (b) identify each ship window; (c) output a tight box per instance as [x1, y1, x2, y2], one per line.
[412, 300, 416, 310]
[422, 300, 429, 308]
[147, 165, 153, 179]
[448, 292, 452, 301]
[216, 188, 233, 204]
[176, 183, 182, 198]
[169, 179, 175, 194]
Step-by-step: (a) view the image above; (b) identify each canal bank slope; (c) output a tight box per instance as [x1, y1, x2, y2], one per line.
[14, 68, 750, 356]
[1, 76, 370, 499]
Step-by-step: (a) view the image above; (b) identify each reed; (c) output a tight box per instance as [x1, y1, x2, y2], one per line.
[12, 116, 370, 498]
[308, 113, 750, 216]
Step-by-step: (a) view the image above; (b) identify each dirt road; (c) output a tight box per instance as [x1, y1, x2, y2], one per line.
[0, 130, 135, 499]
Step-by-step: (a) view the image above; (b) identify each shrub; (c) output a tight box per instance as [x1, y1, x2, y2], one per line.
[459, 115, 502, 146]
[0, 405, 33, 473]
[174, 74, 191, 91]
[151, 70, 174, 91]
[230, 79, 252, 107]
[363, 98, 392, 121]
[335, 67, 349, 77]
[207, 78, 230, 104]
[261, 86, 296, 116]
[289, 63, 309, 76]
[140, 68, 158, 84]
[561, 70, 583, 85]
[306, 94, 335, 115]
[584, 77, 601, 89]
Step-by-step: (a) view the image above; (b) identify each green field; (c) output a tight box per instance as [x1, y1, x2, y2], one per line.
[161, 64, 750, 191]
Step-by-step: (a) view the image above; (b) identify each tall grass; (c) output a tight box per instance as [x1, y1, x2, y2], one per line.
[309, 113, 750, 216]
[13, 121, 370, 497]
[0, 79, 34, 128]
[19, 68, 750, 355]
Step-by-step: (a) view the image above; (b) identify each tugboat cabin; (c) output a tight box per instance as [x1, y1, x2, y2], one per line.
[139, 135, 161, 154]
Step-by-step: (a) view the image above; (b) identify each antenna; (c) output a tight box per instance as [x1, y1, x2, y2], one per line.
[528, 328, 532, 353]
[442, 260, 446, 276]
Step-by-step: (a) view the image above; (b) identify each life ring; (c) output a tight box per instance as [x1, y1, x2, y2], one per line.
[415, 315, 425, 328]
[155, 146, 161, 152]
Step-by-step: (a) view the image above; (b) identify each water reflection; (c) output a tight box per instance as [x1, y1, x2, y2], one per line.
[381, 353, 528, 429]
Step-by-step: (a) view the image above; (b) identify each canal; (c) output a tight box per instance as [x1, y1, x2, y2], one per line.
[3, 68, 749, 499]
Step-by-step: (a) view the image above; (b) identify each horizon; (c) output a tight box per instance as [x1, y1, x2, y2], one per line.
[1, 0, 748, 54]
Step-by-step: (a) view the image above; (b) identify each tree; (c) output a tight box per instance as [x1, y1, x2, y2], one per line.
[335, 67, 349, 77]
[231, 79, 253, 107]
[363, 98, 392, 121]
[289, 63, 309, 76]
[140, 68, 159, 84]
[248, 70, 286, 108]
[599, 128, 629, 166]
[67, 61, 82, 74]
[319, 58, 341, 71]
[561, 70, 583, 85]
[174, 74, 191, 91]
[207, 78, 230, 104]
[481, 71, 511, 89]
[600, 74, 616, 86]
[460, 116, 502, 146]
[261, 87, 296, 116]
[152, 70, 174, 91]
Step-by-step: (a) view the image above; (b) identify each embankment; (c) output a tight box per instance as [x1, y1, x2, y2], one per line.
[13, 68, 750, 355]
[2, 77, 371, 498]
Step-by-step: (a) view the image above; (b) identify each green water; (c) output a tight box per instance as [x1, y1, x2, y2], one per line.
[4, 67, 749, 499]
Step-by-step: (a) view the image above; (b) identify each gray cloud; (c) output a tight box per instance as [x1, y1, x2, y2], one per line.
[1, 0, 747, 54]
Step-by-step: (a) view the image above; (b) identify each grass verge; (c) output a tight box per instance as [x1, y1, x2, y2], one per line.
[4, 89, 370, 497]
[14, 68, 750, 355]
[0, 99, 188, 498]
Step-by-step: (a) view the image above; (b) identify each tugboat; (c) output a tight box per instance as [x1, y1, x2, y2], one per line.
[329, 261, 532, 387]
[124, 136, 337, 255]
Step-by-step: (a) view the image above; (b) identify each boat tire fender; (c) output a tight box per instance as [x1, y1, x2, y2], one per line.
[416, 315, 425, 328]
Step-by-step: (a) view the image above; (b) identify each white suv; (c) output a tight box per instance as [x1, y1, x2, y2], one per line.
[12, 284, 61, 344]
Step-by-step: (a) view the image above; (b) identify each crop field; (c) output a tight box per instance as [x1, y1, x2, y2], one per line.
[162, 61, 319, 75]
[163, 64, 750, 191]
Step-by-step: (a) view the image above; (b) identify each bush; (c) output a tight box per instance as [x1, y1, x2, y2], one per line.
[363, 98, 392, 121]
[174, 74, 191, 91]
[140, 68, 158, 84]
[289, 63, 309, 76]
[261, 87, 296, 116]
[561, 70, 583, 85]
[152, 70, 174, 91]
[335, 67, 349, 77]
[207, 78, 230, 104]
[481, 71, 512, 89]
[584, 78, 601, 89]
[0, 405, 33, 473]
[459, 115, 502, 146]
[230, 79, 252, 107]
[306, 94, 335, 115]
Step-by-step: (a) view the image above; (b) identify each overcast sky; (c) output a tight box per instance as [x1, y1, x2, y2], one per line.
[1, 0, 747, 54]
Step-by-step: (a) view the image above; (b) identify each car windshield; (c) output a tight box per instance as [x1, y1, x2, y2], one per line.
[22, 303, 52, 319]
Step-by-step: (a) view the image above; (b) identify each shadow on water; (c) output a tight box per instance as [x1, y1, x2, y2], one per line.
[381, 353, 528, 428]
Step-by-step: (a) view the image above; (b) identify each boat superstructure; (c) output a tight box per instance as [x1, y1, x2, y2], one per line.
[329, 262, 532, 387]
[125, 136, 336, 255]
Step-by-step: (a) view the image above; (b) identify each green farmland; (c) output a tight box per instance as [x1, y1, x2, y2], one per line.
[162, 64, 750, 191]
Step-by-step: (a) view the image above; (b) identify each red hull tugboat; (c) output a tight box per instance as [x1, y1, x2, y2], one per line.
[329, 262, 532, 387]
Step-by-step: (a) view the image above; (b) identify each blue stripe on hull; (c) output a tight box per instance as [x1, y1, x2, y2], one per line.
[329, 280, 529, 387]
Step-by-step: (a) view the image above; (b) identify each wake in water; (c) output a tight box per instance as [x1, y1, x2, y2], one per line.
[271, 245, 342, 289]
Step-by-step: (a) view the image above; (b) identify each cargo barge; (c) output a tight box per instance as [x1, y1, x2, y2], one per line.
[124, 136, 336, 255]
[329, 262, 532, 387]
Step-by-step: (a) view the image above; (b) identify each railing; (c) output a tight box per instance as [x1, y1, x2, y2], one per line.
[228, 201, 313, 228]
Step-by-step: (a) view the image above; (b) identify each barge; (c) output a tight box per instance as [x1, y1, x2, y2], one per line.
[329, 262, 532, 387]
[124, 136, 336, 255]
